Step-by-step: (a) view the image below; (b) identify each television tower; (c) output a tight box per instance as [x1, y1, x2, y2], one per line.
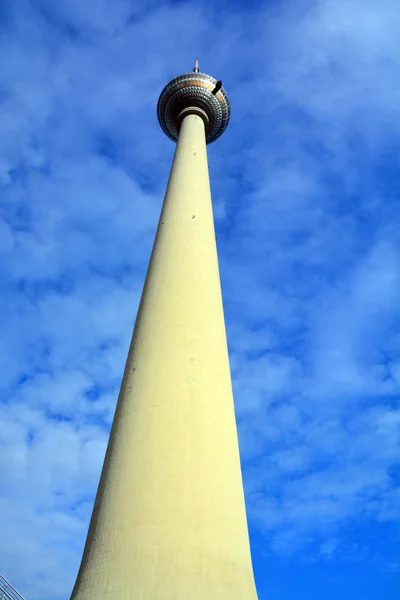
[70, 61, 258, 600]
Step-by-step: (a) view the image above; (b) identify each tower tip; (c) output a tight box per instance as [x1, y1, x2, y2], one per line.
[157, 63, 230, 144]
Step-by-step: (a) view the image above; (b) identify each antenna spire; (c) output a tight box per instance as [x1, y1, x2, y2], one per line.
[193, 59, 199, 73]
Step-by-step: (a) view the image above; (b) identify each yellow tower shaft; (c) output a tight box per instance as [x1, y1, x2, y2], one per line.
[70, 113, 258, 599]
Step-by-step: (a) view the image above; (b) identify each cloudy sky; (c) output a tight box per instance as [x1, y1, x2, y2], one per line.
[0, 0, 399, 598]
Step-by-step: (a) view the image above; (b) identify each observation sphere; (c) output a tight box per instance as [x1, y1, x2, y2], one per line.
[157, 69, 230, 144]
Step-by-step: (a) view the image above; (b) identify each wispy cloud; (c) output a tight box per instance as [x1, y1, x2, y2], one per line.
[0, 1, 399, 599]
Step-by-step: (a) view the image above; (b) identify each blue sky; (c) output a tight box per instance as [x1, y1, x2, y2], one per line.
[0, 0, 399, 598]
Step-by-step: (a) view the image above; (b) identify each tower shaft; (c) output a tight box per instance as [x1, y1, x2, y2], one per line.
[70, 113, 257, 599]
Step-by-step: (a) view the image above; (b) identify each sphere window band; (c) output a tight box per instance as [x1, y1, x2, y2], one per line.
[157, 71, 230, 144]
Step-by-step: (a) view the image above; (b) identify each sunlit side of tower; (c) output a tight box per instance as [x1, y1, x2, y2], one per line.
[70, 60, 258, 600]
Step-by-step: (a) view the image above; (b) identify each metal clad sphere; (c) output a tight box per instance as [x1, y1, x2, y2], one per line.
[157, 72, 230, 144]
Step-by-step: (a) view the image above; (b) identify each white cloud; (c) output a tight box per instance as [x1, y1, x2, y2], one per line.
[0, 0, 398, 598]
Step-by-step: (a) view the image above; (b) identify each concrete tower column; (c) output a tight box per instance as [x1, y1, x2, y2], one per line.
[70, 66, 258, 600]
